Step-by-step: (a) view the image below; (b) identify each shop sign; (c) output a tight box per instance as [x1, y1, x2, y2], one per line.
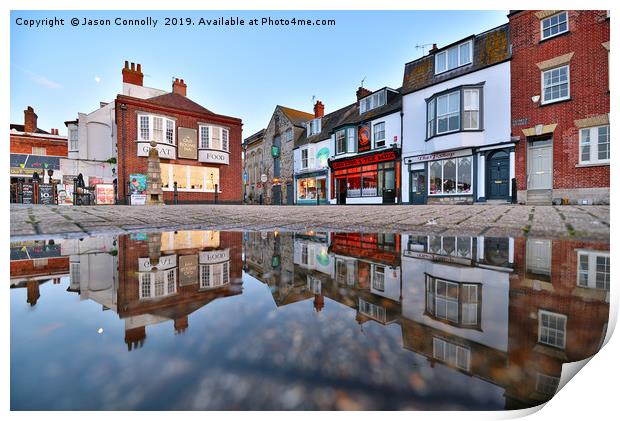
[178, 254, 199, 286]
[199, 249, 230, 265]
[62, 175, 77, 184]
[10, 154, 60, 172]
[198, 149, 229, 164]
[131, 194, 147, 205]
[177, 127, 198, 159]
[331, 150, 397, 170]
[271, 145, 280, 157]
[138, 254, 177, 271]
[38, 184, 55, 205]
[316, 147, 330, 167]
[95, 184, 115, 205]
[21, 184, 34, 204]
[358, 124, 371, 153]
[129, 174, 147, 194]
[403, 250, 471, 265]
[137, 142, 176, 159]
[404, 148, 472, 164]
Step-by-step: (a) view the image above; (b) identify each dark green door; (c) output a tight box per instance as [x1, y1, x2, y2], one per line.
[409, 170, 426, 205]
[487, 151, 510, 200]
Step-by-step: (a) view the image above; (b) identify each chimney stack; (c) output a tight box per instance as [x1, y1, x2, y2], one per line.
[356, 86, 372, 101]
[24, 106, 38, 133]
[429, 43, 439, 54]
[122, 60, 144, 86]
[313, 100, 324, 118]
[172, 78, 187, 96]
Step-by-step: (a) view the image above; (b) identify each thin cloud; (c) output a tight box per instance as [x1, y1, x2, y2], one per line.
[25, 70, 63, 89]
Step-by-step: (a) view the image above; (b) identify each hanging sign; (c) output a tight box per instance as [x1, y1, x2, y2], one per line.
[358, 124, 371, 153]
[177, 127, 198, 159]
[178, 254, 199, 286]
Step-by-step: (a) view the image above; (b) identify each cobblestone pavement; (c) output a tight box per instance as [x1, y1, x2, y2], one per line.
[10, 203, 610, 241]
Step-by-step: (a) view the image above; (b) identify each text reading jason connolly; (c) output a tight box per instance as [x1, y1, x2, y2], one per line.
[14, 16, 336, 29]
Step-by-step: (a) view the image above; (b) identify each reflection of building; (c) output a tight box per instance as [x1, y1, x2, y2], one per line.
[117, 231, 243, 350]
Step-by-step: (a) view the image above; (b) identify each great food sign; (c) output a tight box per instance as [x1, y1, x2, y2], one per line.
[199, 149, 229, 165]
[137, 142, 176, 159]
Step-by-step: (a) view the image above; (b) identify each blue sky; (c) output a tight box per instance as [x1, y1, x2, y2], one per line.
[10, 10, 507, 138]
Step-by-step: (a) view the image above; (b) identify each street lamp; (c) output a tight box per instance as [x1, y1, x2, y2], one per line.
[47, 169, 54, 184]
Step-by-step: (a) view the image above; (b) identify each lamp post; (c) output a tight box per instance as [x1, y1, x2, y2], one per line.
[47, 169, 54, 184]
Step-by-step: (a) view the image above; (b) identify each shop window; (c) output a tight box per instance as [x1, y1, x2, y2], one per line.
[542, 65, 570, 104]
[347, 174, 361, 197]
[161, 163, 219, 192]
[428, 156, 472, 195]
[580, 125, 610, 164]
[362, 172, 377, 196]
[541, 11, 568, 41]
[373, 122, 386, 148]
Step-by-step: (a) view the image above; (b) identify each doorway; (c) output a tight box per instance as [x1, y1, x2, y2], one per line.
[527, 138, 553, 190]
[382, 169, 396, 204]
[286, 183, 294, 205]
[409, 170, 426, 205]
[486, 150, 510, 200]
[336, 178, 347, 204]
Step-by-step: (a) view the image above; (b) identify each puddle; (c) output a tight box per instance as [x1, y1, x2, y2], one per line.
[10, 230, 610, 410]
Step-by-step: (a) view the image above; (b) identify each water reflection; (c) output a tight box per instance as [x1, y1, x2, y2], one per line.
[10, 230, 609, 410]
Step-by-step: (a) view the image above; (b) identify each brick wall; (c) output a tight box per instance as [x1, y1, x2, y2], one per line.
[10, 134, 68, 157]
[115, 97, 242, 204]
[510, 11, 610, 195]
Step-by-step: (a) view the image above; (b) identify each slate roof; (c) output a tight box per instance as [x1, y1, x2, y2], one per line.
[402, 23, 510, 95]
[243, 128, 266, 147]
[10, 124, 50, 134]
[294, 102, 357, 148]
[144, 92, 213, 115]
[278, 106, 314, 128]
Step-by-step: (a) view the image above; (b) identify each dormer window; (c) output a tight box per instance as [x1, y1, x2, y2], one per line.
[359, 90, 386, 114]
[307, 118, 321, 136]
[435, 40, 472, 75]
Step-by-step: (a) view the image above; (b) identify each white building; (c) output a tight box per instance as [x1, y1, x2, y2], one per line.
[401, 24, 515, 204]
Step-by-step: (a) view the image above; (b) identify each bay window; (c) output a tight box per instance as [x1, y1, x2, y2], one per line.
[427, 86, 482, 139]
[198, 125, 229, 152]
[435, 40, 472, 74]
[138, 114, 176, 145]
[580, 125, 610, 164]
[335, 127, 356, 154]
[373, 122, 386, 148]
[161, 163, 219, 192]
[429, 156, 472, 195]
[542, 65, 570, 104]
[425, 274, 481, 328]
[200, 125, 209, 149]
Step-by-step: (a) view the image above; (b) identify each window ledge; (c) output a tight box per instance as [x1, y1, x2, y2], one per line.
[539, 98, 571, 107]
[539, 30, 571, 44]
[576, 162, 610, 168]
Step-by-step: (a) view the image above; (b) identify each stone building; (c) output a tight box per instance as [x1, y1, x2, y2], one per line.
[509, 10, 610, 204]
[245, 105, 314, 205]
[242, 128, 265, 203]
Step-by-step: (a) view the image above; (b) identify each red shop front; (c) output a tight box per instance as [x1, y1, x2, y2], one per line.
[329, 148, 401, 205]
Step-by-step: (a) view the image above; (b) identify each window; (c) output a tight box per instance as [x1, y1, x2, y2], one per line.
[167, 270, 176, 294]
[577, 251, 610, 290]
[427, 86, 482, 138]
[542, 65, 570, 104]
[222, 128, 229, 152]
[359, 298, 386, 322]
[308, 118, 321, 136]
[138, 115, 175, 145]
[362, 171, 377, 196]
[200, 126, 209, 149]
[429, 156, 472, 195]
[285, 128, 293, 142]
[335, 129, 347, 154]
[347, 128, 356, 153]
[425, 275, 480, 328]
[437, 91, 460, 134]
[32, 146, 46, 155]
[435, 40, 472, 74]
[579, 125, 609, 164]
[199, 125, 229, 152]
[160, 163, 219, 192]
[463, 89, 480, 129]
[297, 177, 325, 201]
[427, 100, 435, 138]
[70, 262, 80, 285]
[140, 273, 151, 298]
[359, 90, 386, 114]
[433, 337, 470, 371]
[373, 266, 385, 291]
[541, 11, 568, 40]
[373, 122, 386, 148]
[69, 129, 78, 151]
[300, 147, 314, 170]
[538, 310, 567, 348]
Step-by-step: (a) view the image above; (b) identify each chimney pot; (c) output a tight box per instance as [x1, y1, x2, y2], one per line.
[313, 100, 324, 118]
[122, 60, 144, 86]
[136, 63, 141, 72]
[130, 62, 135, 71]
[429, 43, 439, 54]
[124, 60, 129, 69]
[172, 77, 187, 96]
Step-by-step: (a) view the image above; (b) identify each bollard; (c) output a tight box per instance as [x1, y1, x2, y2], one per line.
[214, 184, 219, 204]
[511, 178, 517, 204]
[173, 181, 178, 204]
[127, 181, 132, 205]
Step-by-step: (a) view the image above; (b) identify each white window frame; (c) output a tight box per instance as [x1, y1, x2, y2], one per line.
[358, 298, 386, 322]
[307, 118, 321, 136]
[199, 262, 230, 289]
[199, 125, 210, 149]
[359, 90, 387, 115]
[372, 265, 385, 292]
[432, 337, 471, 371]
[335, 129, 347, 154]
[463, 89, 480, 130]
[137, 114, 176, 145]
[577, 250, 610, 290]
[436, 91, 461, 135]
[541, 65, 570, 105]
[198, 125, 229, 152]
[579, 125, 610, 165]
[538, 310, 567, 349]
[428, 156, 473, 196]
[435, 40, 473, 75]
[139, 269, 177, 299]
[373, 122, 386, 148]
[541, 11, 569, 41]
[69, 128, 79, 151]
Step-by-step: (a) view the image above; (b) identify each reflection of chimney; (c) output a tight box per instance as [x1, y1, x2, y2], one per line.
[356, 87, 372, 101]
[429, 43, 439, 54]
[122, 61, 144, 86]
[125, 326, 146, 351]
[24, 106, 38, 133]
[26, 281, 40, 306]
[314, 294, 324, 312]
[172, 78, 187, 96]
[174, 316, 189, 334]
[313, 100, 324, 118]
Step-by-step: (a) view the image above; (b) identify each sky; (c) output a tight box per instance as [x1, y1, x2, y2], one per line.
[10, 10, 507, 139]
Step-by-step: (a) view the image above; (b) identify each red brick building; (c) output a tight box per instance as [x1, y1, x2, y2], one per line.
[115, 62, 243, 204]
[10, 106, 67, 194]
[509, 10, 610, 204]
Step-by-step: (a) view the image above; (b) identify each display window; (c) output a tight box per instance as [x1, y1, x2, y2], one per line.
[161, 163, 219, 192]
[297, 176, 327, 201]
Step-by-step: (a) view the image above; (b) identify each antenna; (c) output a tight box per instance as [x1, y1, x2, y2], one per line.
[312, 95, 315, 106]
[360, 76, 366, 88]
[415, 43, 433, 57]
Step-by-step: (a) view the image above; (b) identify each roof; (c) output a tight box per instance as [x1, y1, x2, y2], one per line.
[243, 128, 266, 147]
[10, 124, 49, 134]
[294, 102, 357, 148]
[402, 23, 510, 95]
[278, 106, 314, 127]
[143, 92, 213, 115]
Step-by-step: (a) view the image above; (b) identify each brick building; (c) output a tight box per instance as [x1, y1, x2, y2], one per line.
[114, 61, 243, 204]
[509, 10, 610, 204]
[10, 106, 67, 201]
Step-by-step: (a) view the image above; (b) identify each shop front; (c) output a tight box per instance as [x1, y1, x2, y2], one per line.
[329, 148, 401, 205]
[295, 170, 328, 205]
